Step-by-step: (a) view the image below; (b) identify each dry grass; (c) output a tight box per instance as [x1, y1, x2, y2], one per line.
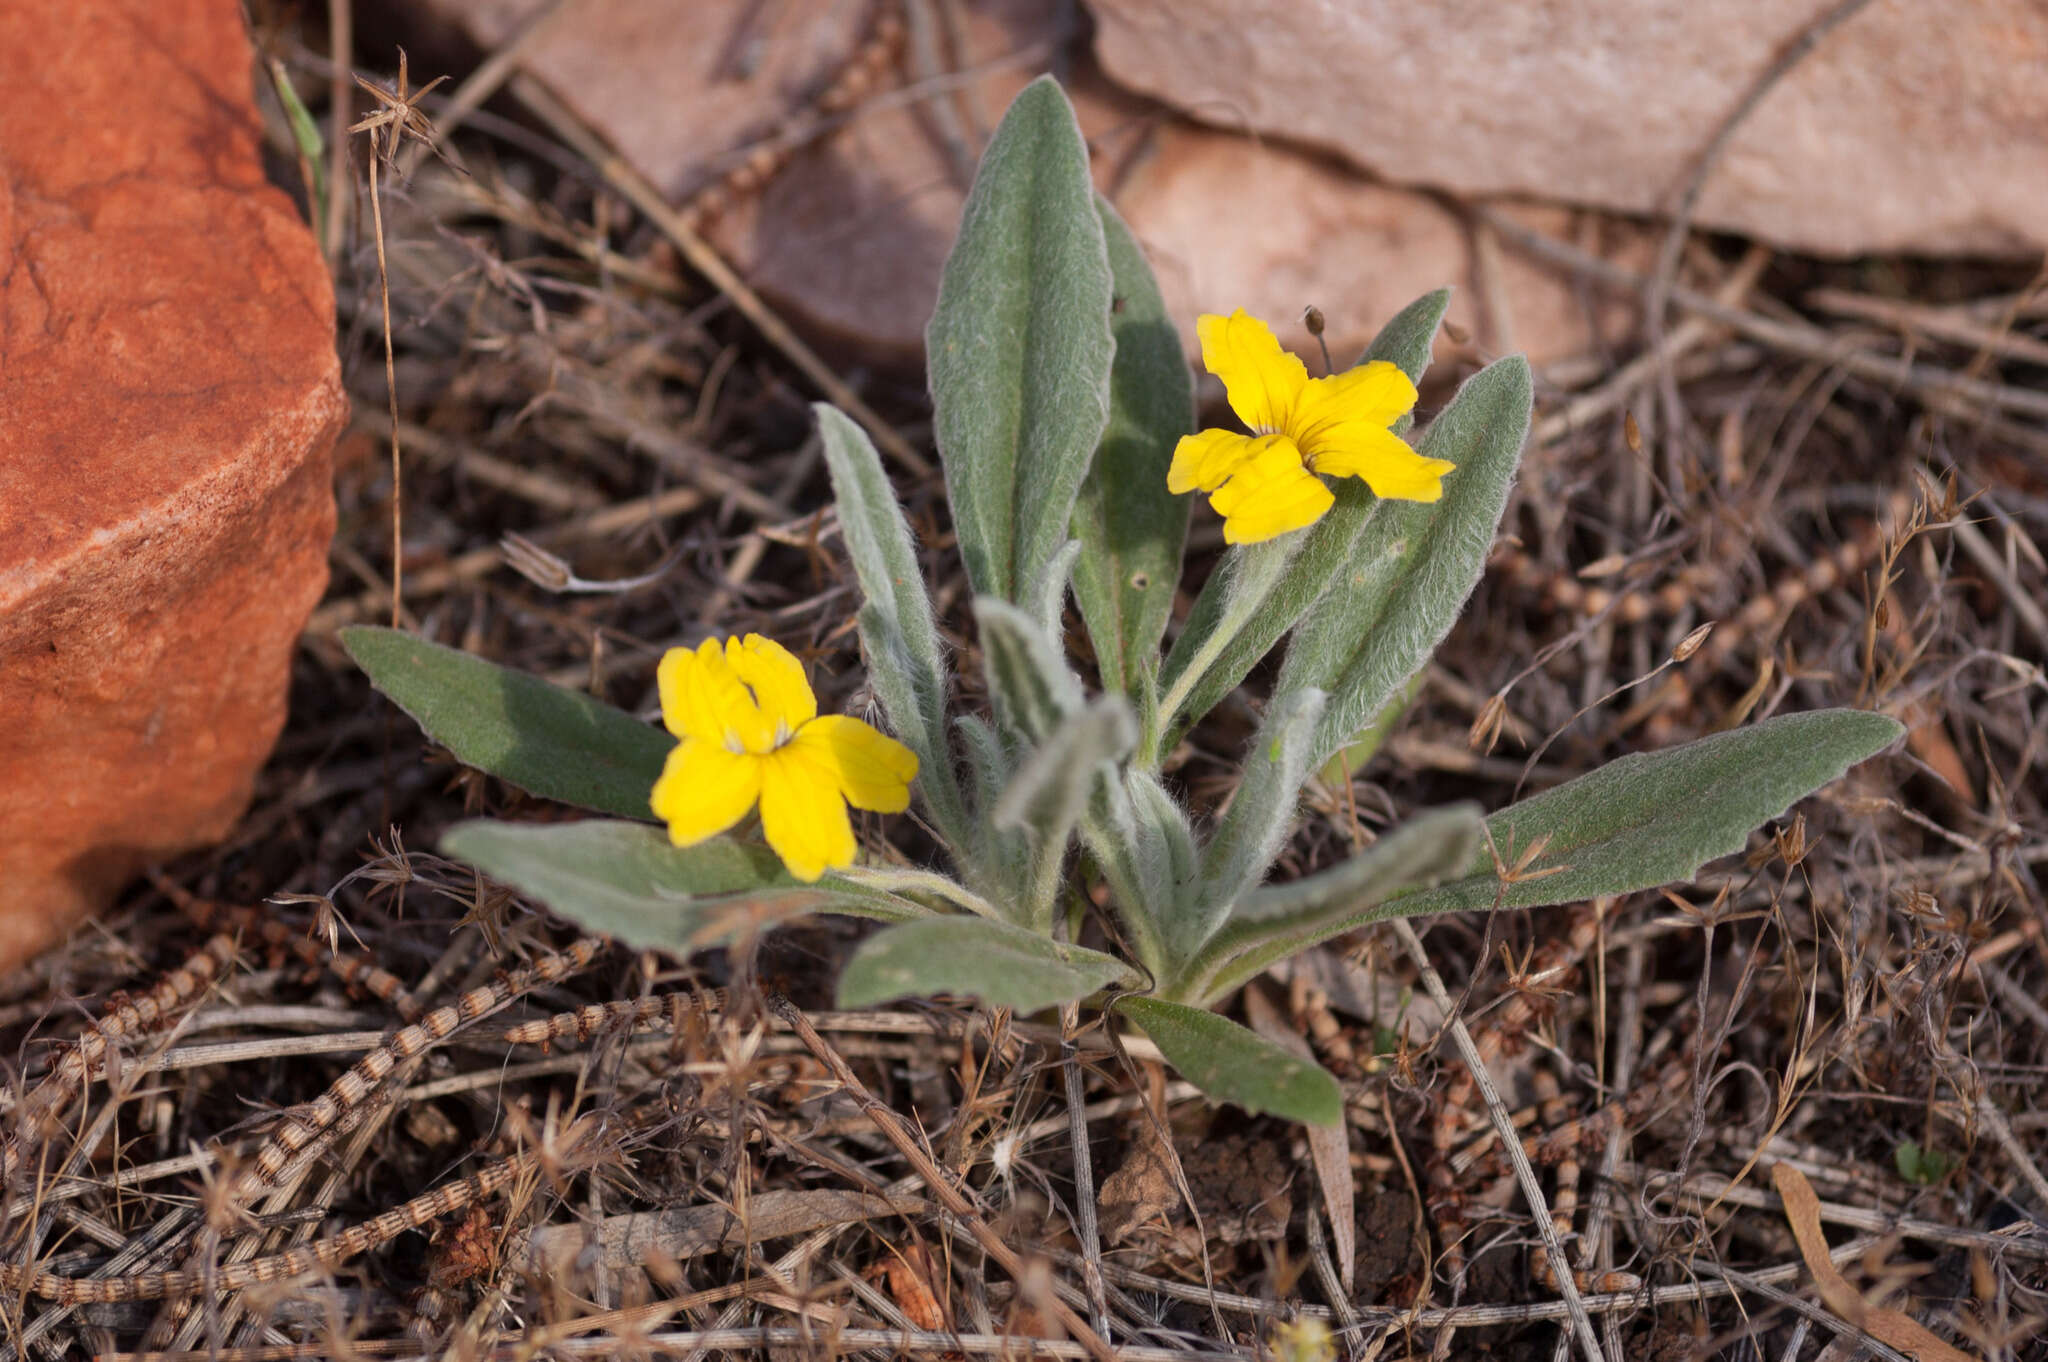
[3, 7, 2044, 1359]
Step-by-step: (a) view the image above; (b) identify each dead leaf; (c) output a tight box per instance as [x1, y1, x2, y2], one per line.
[525, 1188, 922, 1276]
[869, 1241, 946, 1330]
[1099, 1118, 1180, 1248]
[1773, 1162, 1978, 1362]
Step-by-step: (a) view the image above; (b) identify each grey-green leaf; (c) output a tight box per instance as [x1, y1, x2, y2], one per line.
[837, 917, 1135, 1012]
[1029, 538, 1084, 638]
[1280, 355, 1532, 770]
[1354, 288, 1450, 398]
[1082, 767, 1197, 982]
[927, 76, 1114, 606]
[341, 626, 671, 821]
[1116, 996, 1343, 1126]
[1378, 709, 1904, 919]
[1187, 804, 1487, 1003]
[976, 597, 1082, 745]
[1070, 197, 1192, 695]
[817, 405, 968, 845]
[1148, 295, 1449, 758]
[442, 820, 925, 955]
[1152, 525, 1306, 758]
[995, 697, 1139, 931]
[1175, 688, 1326, 961]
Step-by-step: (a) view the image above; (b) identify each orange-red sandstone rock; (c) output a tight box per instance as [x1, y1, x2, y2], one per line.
[1087, 0, 2048, 259]
[426, 0, 1645, 369]
[0, 0, 344, 970]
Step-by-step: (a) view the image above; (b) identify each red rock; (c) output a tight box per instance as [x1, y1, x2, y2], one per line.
[0, 0, 345, 970]
[1087, 0, 2048, 258]
[426, 0, 1643, 369]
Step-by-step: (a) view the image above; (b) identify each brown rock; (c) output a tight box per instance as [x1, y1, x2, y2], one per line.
[444, 0, 870, 201]
[0, 0, 344, 969]
[1103, 122, 1652, 370]
[1087, 0, 2048, 258]
[420, 0, 1643, 368]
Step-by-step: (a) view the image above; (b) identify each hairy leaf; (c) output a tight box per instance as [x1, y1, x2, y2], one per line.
[1352, 288, 1450, 400]
[342, 626, 669, 821]
[995, 698, 1139, 930]
[1278, 356, 1532, 769]
[1029, 539, 1084, 639]
[1187, 804, 1487, 1002]
[1080, 767, 1196, 984]
[837, 917, 1134, 1012]
[816, 405, 967, 844]
[1174, 689, 1326, 961]
[1116, 996, 1343, 1126]
[976, 597, 1082, 745]
[1373, 710, 1903, 919]
[442, 819, 926, 956]
[927, 76, 1113, 605]
[1070, 197, 1192, 695]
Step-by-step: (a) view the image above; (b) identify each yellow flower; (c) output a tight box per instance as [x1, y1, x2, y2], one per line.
[1167, 309, 1456, 544]
[649, 635, 918, 882]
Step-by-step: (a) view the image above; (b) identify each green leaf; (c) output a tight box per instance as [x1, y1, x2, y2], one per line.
[1080, 767, 1196, 983]
[266, 59, 327, 240]
[994, 697, 1139, 931]
[341, 626, 671, 821]
[927, 76, 1114, 606]
[1116, 996, 1342, 1126]
[816, 405, 968, 846]
[1152, 536, 1307, 753]
[1353, 288, 1450, 402]
[1070, 197, 1192, 695]
[442, 820, 926, 955]
[1184, 805, 1488, 1004]
[1031, 539, 1084, 638]
[1894, 1141, 1957, 1185]
[1377, 710, 1904, 919]
[956, 714, 1012, 814]
[837, 917, 1134, 1012]
[1278, 356, 1532, 770]
[1148, 295, 1450, 760]
[1174, 689, 1326, 962]
[975, 597, 1082, 745]
[1315, 670, 1427, 787]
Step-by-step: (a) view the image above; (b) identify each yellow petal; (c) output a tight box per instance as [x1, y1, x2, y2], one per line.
[1197, 310, 1307, 434]
[693, 637, 782, 752]
[788, 714, 917, 813]
[649, 739, 763, 846]
[1286, 360, 1418, 455]
[655, 646, 698, 741]
[1309, 424, 1456, 503]
[1208, 436, 1333, 544]
[758, 745, 857, 882]
[1167, 427, 1264, 495]
[1206, 436, 1306, 516]
[727, 634, 817, 738]
[656, 639, 757, 746]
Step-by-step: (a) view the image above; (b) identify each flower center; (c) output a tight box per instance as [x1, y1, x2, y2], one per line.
[722, 678, 794, 755]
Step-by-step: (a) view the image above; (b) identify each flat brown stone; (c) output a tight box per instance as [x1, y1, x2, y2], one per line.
[432, 0, 1644, 369]
[1088, 0, 2048, 258]
[0, 0, 345, 970]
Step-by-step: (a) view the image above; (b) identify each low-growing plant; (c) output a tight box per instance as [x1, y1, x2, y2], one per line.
[344, 77, 1901, 1124]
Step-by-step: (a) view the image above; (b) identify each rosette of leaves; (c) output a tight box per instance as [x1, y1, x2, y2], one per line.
[347, 77, 1901, 1125]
